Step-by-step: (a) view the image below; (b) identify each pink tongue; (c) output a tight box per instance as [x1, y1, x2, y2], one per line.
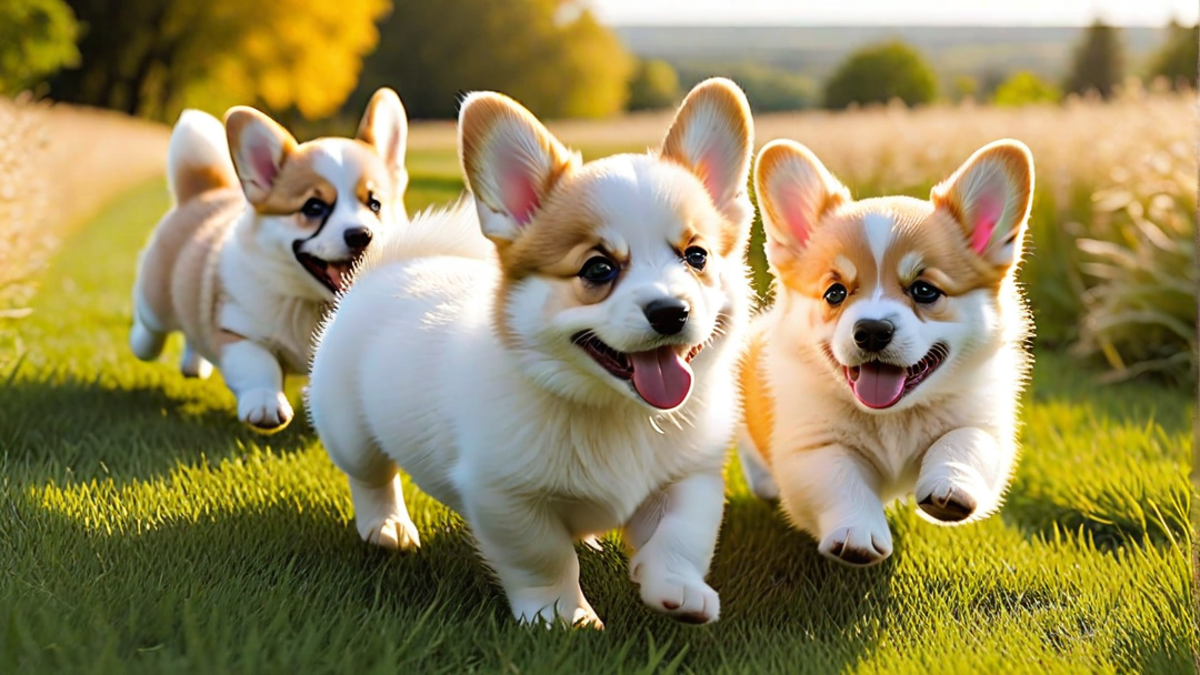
[851, 362, 907, 409]
[630, 346, 694, 410]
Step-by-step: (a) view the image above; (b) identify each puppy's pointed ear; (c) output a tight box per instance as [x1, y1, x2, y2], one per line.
[931, 139, 1035, 269]
[458, 92, 576, 245]
[660, 77, 754, 224]
[225, 107, 298, 205]
[754, 139, 849, 265]
[357, 87, 409, 193]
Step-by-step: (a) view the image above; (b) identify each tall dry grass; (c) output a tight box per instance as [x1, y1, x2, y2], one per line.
[0, 97, 169, 369]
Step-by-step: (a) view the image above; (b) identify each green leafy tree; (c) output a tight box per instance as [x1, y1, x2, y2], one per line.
[992, 71, 1062, 106]
[0, 0, 79, 95]
[1148, 20, 1198, 90]
[951, 74, 979, 102]
[676, 62, 816, 112]
[51, 0, 390, 121]
[351, 0, 633, 120]
[823, 41, 938, 109]
[1064, 19, 1125, 99]
[628, 59, 680, 111]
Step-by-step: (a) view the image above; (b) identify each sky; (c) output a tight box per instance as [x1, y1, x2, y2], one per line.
[591, 0, 1199, 26]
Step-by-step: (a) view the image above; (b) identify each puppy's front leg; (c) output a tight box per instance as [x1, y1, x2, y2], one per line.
[774, 446, 893, 567]
[625, 471, 725, 624]
[915, 426, 1010, 524]
[219, 338, 292, 432]
[466, 493, 601, 629]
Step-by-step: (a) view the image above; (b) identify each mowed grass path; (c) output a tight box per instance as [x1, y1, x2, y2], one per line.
[1, 162, 1194, 674]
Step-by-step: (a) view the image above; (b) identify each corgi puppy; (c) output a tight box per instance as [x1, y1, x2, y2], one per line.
[738, 139, 1035, 567]
[129, 89, 409, 432]
[306, 79, 755, 627]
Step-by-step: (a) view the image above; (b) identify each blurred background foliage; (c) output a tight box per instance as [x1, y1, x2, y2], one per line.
[2, 1, 1193, 120]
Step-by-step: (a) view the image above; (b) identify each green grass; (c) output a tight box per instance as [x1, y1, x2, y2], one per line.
[0, 168, 1194, 674]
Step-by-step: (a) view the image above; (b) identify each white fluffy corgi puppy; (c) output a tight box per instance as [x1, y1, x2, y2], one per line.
[738, 139, 1035, 567]
[306, 78, 755, 627]
[129, 88, 409, 433]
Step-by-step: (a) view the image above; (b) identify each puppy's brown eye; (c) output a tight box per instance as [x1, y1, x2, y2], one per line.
[683, 246, 707, 271]
[301, 198, 330, 219]
[824, 283, 847, 306]
[366, 193, 382, 214]
[579, 256, 618, 284]
[909, 280, 943, 304]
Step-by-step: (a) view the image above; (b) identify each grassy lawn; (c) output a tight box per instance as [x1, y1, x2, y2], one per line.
[0, 164, 1194, 674]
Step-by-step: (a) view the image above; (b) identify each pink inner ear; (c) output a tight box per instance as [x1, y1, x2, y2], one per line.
[774, 181, 813, 248]
[497, 154, 541, 225]
[697, 150, 728, 206]
[249, 141, 279, 188]
[969, 194, 1003, 254]
[782, 204, 811, 247]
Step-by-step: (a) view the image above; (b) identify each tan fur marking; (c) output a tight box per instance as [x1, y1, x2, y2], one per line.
[176, 164, 238, 205]
[254, 144, 338, 218]
[740, 331, 774, 464]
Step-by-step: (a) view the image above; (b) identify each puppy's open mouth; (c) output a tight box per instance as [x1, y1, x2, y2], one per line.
[572, 332, 708, 411]
[294, 248, 359, 295]
[843, 343, 949, 410]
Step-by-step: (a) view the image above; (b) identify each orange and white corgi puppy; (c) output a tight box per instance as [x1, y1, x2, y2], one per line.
[306, 79, 755, 627]
[738, 139, 1035, 566]
[129, 89, 409, 432]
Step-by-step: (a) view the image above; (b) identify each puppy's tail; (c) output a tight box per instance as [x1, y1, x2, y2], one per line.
[166, 109, 239, 206]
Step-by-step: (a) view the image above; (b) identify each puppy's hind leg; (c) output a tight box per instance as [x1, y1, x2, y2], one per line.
[129, 302, 168, 362]
[307, 377, 419, 552]
[736, 428, 779, 501]
[179, 341, 213, 379]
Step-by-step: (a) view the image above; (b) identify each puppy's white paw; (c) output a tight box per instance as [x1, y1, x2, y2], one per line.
[818, 517, 893, 567]
[633, 567, 720, 624]
[180, 349, 213, 379]
[510, 594, 603, 630]
[358, 515, 421, 552]
[237, 389, 293, 433]
[915, 475, 982, 524]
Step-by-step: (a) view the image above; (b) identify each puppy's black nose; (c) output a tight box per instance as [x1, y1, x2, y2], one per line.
[644, 298, 690, 336]
[853, 319, 894, 353]
[343, 227, 373, 250]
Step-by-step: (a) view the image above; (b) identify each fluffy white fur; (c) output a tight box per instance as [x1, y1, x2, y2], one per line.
[307, 79, 755, 627]
[738, 139, 1035, 567]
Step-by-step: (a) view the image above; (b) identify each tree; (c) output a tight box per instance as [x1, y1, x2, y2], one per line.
[823, 41, 938, 109]
[1064, 19, 1125, 99]
[0, 0, 79, 95]
[628, 59, 680, 111]
[675, 62, 816, 112]
[349, 0, 633, 120]
[992, 71, 1061, 107]
[50, 0, 390, 121]
[1148, 20, 1198, 90]
[951, 75, 979, 102]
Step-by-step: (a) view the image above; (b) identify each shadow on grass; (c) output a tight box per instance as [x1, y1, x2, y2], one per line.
[4, 485, 895, 673]
[0, 372, 315, 482]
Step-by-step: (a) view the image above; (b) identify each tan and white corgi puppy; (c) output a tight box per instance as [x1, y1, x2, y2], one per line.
[306, 79, 755, 627]
[129, 88, 409, 433]
[738, 139, 1035, 567]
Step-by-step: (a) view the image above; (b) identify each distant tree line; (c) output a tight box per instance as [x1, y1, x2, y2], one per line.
[0, 2, 1196, 120]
